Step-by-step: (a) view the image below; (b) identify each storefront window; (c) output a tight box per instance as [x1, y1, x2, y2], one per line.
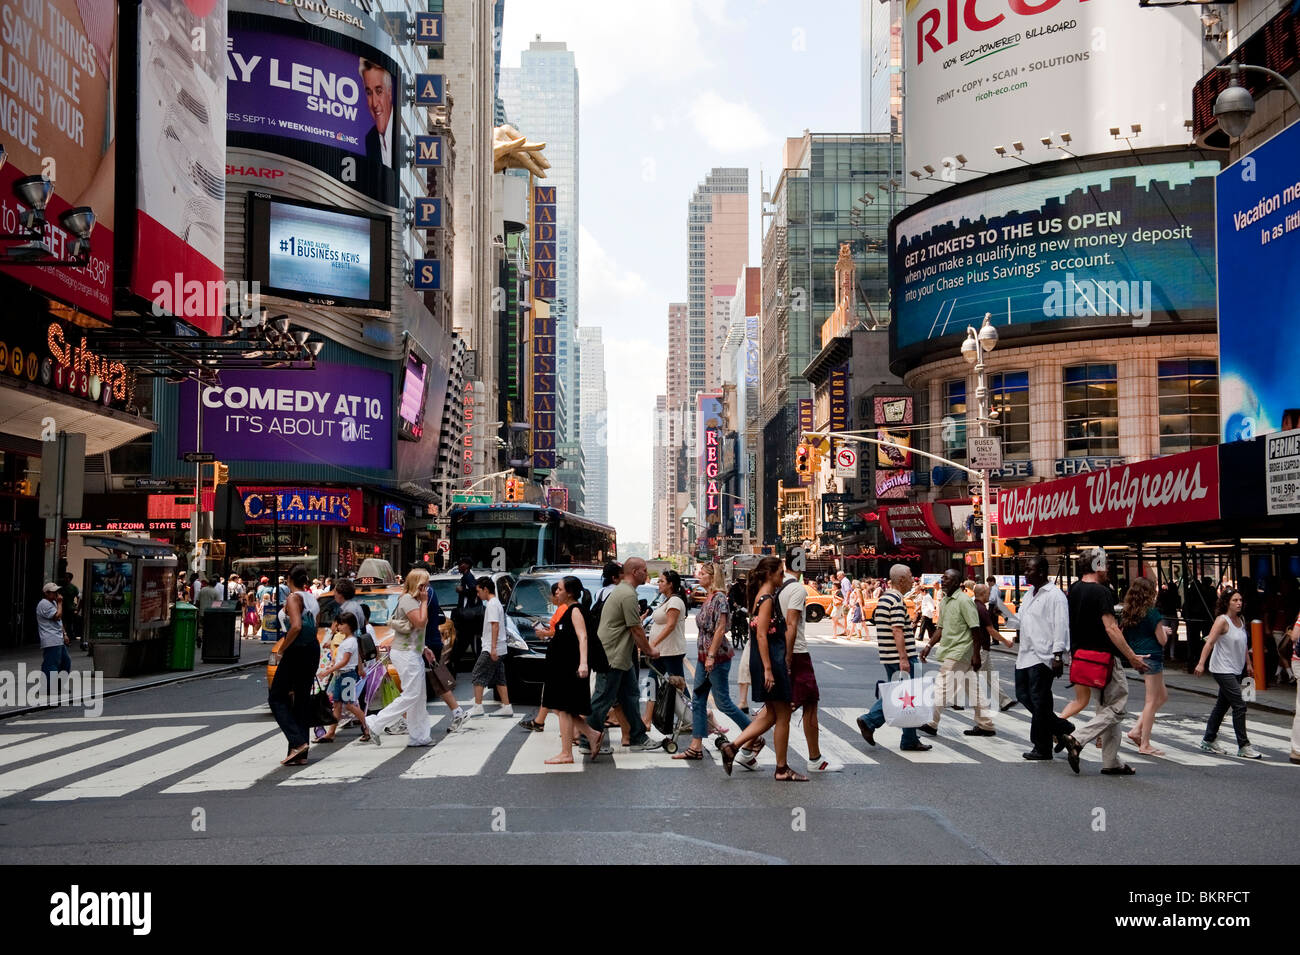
[990, 371, 1030, 458]
[943, 379, 967, 462]
[1158, 359, 1219, 455]
[1063, 363, 1119, 456]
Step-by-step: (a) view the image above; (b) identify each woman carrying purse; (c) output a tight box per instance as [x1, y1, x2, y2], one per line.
[364, 569, 442, 747]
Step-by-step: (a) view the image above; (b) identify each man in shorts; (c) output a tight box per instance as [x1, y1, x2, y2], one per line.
[467, 577, 512, 718]
[780, 556, 843, 773]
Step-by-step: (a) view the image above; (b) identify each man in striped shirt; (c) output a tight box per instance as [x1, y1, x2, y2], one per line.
[856, 564, 932, 752]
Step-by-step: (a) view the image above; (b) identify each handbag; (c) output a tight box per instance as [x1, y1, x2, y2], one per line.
[1069, 648, 1113, 689]
[425, 657, 457, 697]
[388, 600, 413, 635]
[309, 678, 338, 727]
[879, 661, 935, 729]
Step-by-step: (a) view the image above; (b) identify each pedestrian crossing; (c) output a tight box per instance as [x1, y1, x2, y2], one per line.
[0, 696, 1290, 803]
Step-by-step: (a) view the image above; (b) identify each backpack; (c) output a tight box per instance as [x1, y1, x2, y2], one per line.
[356, 630, 377, 662]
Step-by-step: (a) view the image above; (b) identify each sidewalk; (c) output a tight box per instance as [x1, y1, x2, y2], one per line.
[0, 638, 272, 719]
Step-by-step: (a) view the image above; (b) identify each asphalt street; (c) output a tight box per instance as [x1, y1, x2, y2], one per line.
[0, 614, 1295, 865]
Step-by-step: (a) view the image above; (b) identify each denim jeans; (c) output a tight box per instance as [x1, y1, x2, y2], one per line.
[691, 656, 751, 740]
[587, 666, 647, 744]
[1205, 671, 1250, 748]
[41, 644, 71, 692]
[860, 655, 921, 748]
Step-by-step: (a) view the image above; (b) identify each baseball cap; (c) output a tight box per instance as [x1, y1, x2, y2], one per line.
[43, 581, 59, 593]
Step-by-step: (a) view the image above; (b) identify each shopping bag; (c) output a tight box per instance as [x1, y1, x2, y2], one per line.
[377, 675, 401, 708]
[1240, 676, 1257, 703]
[879, 666, 935, 729]
[310, 679, 338, 728]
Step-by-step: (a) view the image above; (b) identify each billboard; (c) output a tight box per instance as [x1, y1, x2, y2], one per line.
[0, 0, 116, 319]
[903, 0, 1203, 183]
[877, 429, 913, 469]
[246, 195, 390, 308]
[133, 0, 227, 334]
[697, 393, 724, 524]
[226, 22, 398, 204]
[891, 157, 1218, 370]
[179, 362, 393, 468]
[1218, 121, 1300, 442]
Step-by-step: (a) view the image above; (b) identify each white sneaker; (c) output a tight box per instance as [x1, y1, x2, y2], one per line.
[1237, 745, 1263, 759]
[447, 708, 468, 733]
[1200, 739, 1228, 755]
[493, 704, 514, 718]
[640, 730, 666, 751]
[807, 755, 844, 773]
[736, 738, 764, 770]
[467, 704, 484, 718]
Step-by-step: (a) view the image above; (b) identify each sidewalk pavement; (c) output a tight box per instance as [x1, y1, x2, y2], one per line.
[0, 638, 272, 719]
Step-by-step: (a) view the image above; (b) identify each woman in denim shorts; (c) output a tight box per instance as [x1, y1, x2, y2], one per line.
[1121, 578, 1168, 756]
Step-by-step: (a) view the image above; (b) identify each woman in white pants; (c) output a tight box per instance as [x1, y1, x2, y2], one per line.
[366, 569, 437, 747]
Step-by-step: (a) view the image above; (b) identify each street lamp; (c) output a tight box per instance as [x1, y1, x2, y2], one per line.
[1213, 61, 1300, 139]
[963, 313, 999, 576]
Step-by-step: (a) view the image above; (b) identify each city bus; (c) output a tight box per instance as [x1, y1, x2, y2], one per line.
[447, 503, 617, 574]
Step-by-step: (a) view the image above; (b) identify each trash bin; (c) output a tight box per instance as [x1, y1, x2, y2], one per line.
[169, 602, 197, 671]
[202, 602, 242, 663]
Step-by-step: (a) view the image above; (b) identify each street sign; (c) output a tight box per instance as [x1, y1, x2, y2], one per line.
[969, 436, 1003, 471]
[438, 539, 451, 553]
[183, 452, 215, 464]
[835, 446, 858, 478]
[450, 493, 492, 505]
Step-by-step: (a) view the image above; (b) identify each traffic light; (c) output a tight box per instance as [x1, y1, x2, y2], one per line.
[971, 492, 982, 521]
[795, 443, 810, 475]
[214, 462, 229, 485]
[505, 477, 523, 502]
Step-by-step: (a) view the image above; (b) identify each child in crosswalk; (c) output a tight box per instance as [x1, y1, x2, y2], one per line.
[316, 612, 373, 744]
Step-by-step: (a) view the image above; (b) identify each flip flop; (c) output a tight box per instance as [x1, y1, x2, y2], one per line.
[585, 731, 607, 762]
[672, 748, 704, 760]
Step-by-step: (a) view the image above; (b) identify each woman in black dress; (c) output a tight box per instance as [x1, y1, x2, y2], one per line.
[543, 576, 605, 764]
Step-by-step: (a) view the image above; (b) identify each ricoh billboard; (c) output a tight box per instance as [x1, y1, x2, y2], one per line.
[903, 0, 1203, 181]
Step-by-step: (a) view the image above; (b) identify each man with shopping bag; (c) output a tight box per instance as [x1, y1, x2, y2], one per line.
[919, 569, 996, 738]
[856, 564, 933, 752]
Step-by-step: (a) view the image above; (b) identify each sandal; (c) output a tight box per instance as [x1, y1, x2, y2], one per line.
[585, 731, 607, 763]
[280, 744, 309, 765]
[774, 764, 809, 782]
[720, 742, 738, 776]
[315, 736, 335, 743]
[672, 747, 704, 760]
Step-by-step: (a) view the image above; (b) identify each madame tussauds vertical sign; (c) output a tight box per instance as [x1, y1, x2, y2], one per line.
[178, 362, 393, 468]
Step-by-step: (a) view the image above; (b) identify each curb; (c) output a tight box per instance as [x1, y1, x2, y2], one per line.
[0, 655, 267, 722]
[989, 645, 1295, 717]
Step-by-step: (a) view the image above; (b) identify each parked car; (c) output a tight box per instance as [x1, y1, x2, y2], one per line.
[426, 569, 514, 671]
[504, 567, 605, 705]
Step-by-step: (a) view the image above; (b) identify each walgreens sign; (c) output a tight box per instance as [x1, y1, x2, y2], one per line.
[998, 446, 1218, 538]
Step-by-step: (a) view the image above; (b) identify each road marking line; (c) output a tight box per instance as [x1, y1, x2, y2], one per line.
[786, 716, 877, 766]
[401, 716, 516, 778]
[507, 724, 584, 774]
[0, 727, 200, 799]
[36, 723, 277, 800]
[12, 707, 269, 725]
[0, 733, 43, 749]
[280, 725, 424, 785]
[607, 727, 689, 769]
[0, 730, 118, 771]
[823, 707, 976, 764]
[163, 734, 289, 793]
[823, 662, 844, 671]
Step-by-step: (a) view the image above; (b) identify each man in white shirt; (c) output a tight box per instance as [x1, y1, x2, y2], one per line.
[985, 576, 1019, 630]
[780, 558, 843, 773]
[839, 571, 852, 603]
[37, 582, 71, 692]
[1014, 556, 1074, 760]
[468, 577, 512, 718]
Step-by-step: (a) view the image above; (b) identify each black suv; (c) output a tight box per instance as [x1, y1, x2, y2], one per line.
[505, 568, 606, 704]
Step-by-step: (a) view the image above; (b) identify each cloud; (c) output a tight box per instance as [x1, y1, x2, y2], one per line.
[688, 90, 773, 152]
[579, 225, 650, 313]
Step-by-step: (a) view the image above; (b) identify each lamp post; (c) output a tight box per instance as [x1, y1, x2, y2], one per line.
[961, 313, 999, 577]
[1212, 61, 1300, 139]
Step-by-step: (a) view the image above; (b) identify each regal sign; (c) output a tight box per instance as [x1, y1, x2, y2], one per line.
[998, 446, 1219, 539]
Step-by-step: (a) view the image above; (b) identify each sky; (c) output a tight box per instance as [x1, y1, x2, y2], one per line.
[500, 0, 862, 543]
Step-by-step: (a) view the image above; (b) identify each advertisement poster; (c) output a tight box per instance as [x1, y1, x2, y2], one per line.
[903, 0, 1202, 182]
[1265, 430, 1300, 517]
[0, 0, 115, 319]
[179, 362, 393, 468]
[876, 469, 912, 500]
[88, 560, 134, 641]
[1218, 121, 1300, 442]
[134, 0, 227, 334]
[267, 203, 373, 301]
[135, 564, 176, 630]
[877, 429, 913, 468]
[892, 161, 1218, 360]
[874, 395, 913, 427]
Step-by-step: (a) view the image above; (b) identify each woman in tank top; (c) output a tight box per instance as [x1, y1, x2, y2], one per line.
[268, 565, 322, 766]
[1195, 589, 1262, 759]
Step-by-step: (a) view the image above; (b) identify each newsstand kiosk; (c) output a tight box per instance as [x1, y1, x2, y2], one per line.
[82, 536, 181, 677]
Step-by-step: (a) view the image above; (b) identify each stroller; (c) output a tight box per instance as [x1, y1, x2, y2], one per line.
[645, 658, 692, 754]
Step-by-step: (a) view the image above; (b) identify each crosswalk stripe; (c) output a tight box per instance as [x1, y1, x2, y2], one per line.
[608, 727, 689, 769]
[708, 709, 778, 768]
[280, 725, 424, 786]
[943, 705, 1153, 765]
[0, 730, 118, 771]
[163, 734, 289, 793]
[401, 715, 517, 778]
[0, 733, 43, 749]
[787, 713, 877, 766]
[507, 724, 584, 774]
[35, 723, 277, 800]
[0, 727, 201, 799]
[821, 708, 976, 763]
[12, 708, 268, 726]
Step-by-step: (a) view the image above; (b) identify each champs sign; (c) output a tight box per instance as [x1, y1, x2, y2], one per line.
[998, 446, 1219, 538]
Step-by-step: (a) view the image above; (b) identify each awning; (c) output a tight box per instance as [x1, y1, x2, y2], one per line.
[0, 384, 155, 455]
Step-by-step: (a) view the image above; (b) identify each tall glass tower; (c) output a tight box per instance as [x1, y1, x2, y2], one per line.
[500, 38, 580, 445]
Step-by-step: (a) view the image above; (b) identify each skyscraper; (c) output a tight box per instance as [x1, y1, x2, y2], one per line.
[688, 169, 749, 397]
[577, 326, 608, 522]
[861, 0, 903, 135]
[500, 38, 580, 445]
[665, 302, 689, 556]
